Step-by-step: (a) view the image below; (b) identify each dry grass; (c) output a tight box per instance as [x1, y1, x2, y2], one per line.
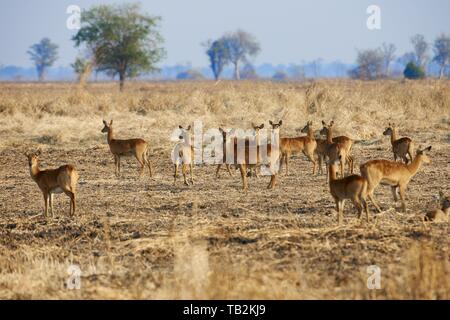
[0, 80, 449, 299]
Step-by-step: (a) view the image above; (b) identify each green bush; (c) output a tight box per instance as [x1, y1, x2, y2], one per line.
[403, 62, 425, 79]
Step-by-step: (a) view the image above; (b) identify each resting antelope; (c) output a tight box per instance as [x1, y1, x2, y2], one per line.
[101, 120, 152, 177]
[383, 123, 414, 164]
[328, 156, 369, 225]
[320, 120, 353, 177]
[173, 125, 194, 186]
[360, 146, 432, 213]
[424, 191, 449, 222]
[25, 150, 78, 217]
[277, 120, 317, 175]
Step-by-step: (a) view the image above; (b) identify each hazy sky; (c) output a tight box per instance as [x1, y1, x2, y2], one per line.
[0, 0, 449, 67]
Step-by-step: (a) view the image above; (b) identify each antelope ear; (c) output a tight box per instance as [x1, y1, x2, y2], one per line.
[103, 120, 107, 125]
[35, 149, 42, 156]
[278, 120, 283, 126]
[187, 125, 191, 130]
[330, 120, 334, 126]
[322, 120, 326, 126]
[439, 191, 444, 199]
[260, 124, 264, 129]
[109, 120, 113, 125]
[179, 125, 183, 129]
[425, 146, 432, 152]
[24, 152, 30, 158]
[269, 120, 273, 125]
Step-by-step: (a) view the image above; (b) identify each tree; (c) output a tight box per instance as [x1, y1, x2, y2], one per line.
[272, 70, 288, 81]
[403, 62, 425, 79]
[381, 42, 396, 77]
[176, 69, 204, 80]
[353, 49, 384, 80]
[71, 57, 92, 86]
[240, 64, 258, 80]
[411, 34, 429, 68]
[221, 30, 261, 80]
[433, 33, 450, 79]
[205, 39, 229, 81]
[27, 38, 58, 81]
[72, 3, 165, 90]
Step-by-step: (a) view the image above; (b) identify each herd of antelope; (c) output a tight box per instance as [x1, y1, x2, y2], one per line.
[24, 119, 448, 225]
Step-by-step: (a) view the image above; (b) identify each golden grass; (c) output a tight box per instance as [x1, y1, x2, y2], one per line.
[0, 80, 449, 299]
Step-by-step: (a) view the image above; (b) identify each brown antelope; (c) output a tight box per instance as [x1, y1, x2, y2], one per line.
[101, 120, 152, 178]
[25, 150, 78, 217]
[216, 127, 234, 178]
[360, 146, 432, 213]
[276, 121, 317, 175]
[328, 157, 369, 225]
[173, 125, 194, 186]
[424, 191, 449, 222]
[225, 121, 280, 190]
[383, 123, 414, 164]
[320, 121, 353, 178]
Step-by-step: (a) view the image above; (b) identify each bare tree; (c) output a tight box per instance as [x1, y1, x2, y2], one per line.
[27, 38, 59, 81]
[204, 39, 229, 81]
[353, 48, 384, 80]
[411, 34, 429, 68]
[381, 42, 396, 77]
[221, 30, 260, 80]
[433, 33, 450, 79]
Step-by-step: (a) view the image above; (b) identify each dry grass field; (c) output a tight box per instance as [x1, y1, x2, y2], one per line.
[0, 80, 449, 299]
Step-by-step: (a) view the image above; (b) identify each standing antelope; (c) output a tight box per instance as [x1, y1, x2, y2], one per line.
[226, 121, 280, 190]
[360, 146, 432, 213]
[320, 120, 353, 178]
[328, 157, 369, 225]
[424, 191, 450, 222]
[216, 128, 235, 178]
[383, 123, 414, 164]
[25, 150, 78, 217]
[101, 120, 152, 178]
[276, 121, 317, 175]
[173, 125, 194, 186]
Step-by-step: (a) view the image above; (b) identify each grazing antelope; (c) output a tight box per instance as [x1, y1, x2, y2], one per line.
[424, 191, 450, 222]
[101, 120, 152, 178]
[328, 157, 369, 225]
[173, 125, 194, 186]
[25, 150, 78, 217]
[276, 121, 317, 175]
[383, 123, 414, 164]
[320, 120, 353, 178]
[360, 146, 432, 213]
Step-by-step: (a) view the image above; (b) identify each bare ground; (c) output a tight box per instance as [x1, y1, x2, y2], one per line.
[0, 81, 449, 299]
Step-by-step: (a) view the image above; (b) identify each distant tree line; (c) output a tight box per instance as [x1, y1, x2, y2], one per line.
[350, 33, 450, 80]
[20, 2, 450, 87]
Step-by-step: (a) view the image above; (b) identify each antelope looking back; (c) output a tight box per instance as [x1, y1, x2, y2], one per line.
[25, 150, 78, 217]
[101, 120, 152, 178]
[383, 123, 414, 164]
[328, 156, 369, 225]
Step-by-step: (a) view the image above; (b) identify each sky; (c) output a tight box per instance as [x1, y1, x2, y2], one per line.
[0, 0, 449, 68]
